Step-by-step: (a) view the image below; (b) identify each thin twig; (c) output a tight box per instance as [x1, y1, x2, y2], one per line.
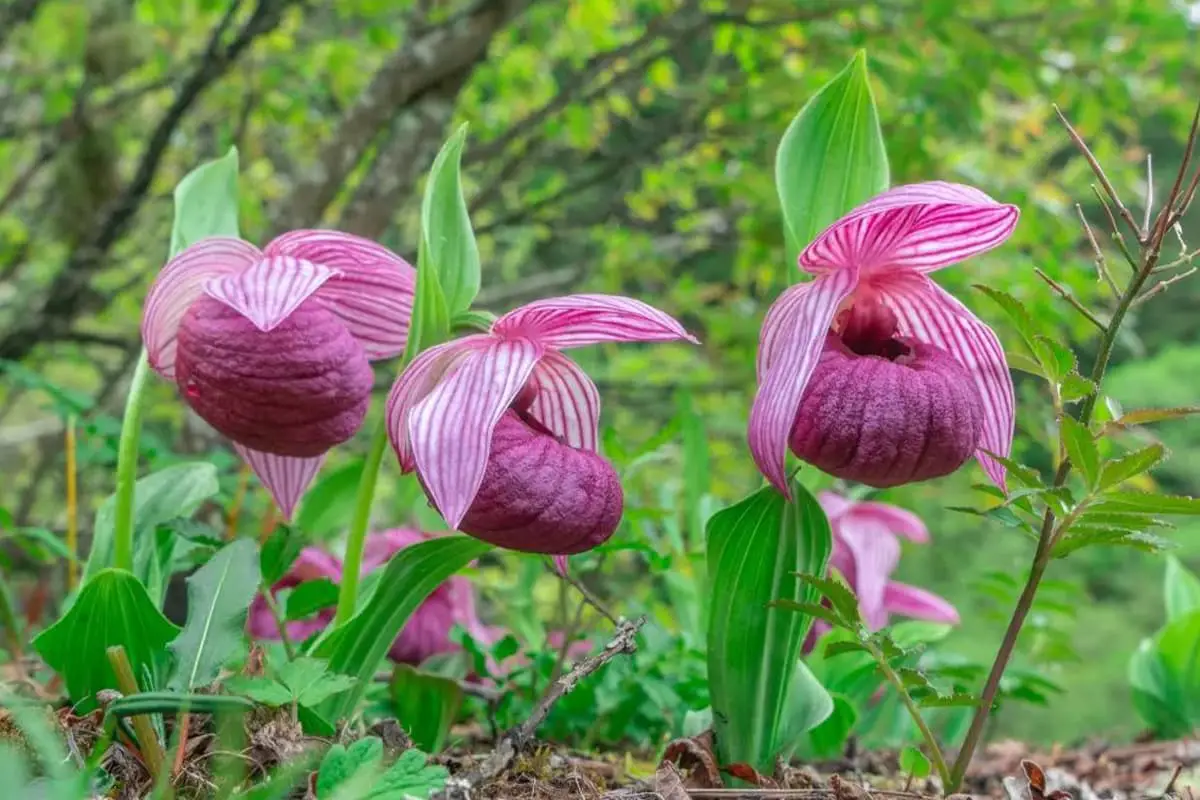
[1143, 153, 1154, 234]
[1160, 101, 1200, 233]
[441, 617, 645, 797]
[1091, 186, 1140, 269]
[261, 587, 296, 661]
[1075, 204, 1120, 296]
[1055, 103, 1143, 241]
[551, 561, 619, 625]
[1133, 267, 1198, 307]
[1033, 267, 1105, 330]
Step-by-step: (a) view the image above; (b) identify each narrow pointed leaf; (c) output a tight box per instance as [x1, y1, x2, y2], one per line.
[33, 569, 179, 711]
[421, 123, 480, 316]
[1061, 417, 1100, 489]
[1099, 444, 1167, 491]
[1091, 492, 1200, 516]
[706, 479, 833, 772]
[776, 50, 888, 262]
[312, 535, 491, 722]
[169, 537, 261, 690]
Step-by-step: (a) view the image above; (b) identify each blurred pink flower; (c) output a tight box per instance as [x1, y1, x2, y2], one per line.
[805, 491, 958, 651]
[748, 182, 1019, 493]
[142, 231, 415, 518]
[386, 294, 696, 557]
[247, 528, 496, 665]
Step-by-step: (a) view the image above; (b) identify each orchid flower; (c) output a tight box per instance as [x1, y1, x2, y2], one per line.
[750, 182, 1019, 493]
[247, 528, 497, 665]
[142, 231, 415, 517]
[386, 294, 697, 555]
[805, 491, 959, 650]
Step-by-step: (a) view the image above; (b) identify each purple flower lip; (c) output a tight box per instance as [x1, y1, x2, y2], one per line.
[788, 295, 985, 488]
[141, 231, 415, 517]
[454, 411, 623, 554]
[175, 296, 374, 458]
[749, 182, 1020, 494]
[386, 294, 697, 556]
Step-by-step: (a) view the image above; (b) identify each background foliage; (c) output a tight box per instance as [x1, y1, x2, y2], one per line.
[1, 0, 1198, 746]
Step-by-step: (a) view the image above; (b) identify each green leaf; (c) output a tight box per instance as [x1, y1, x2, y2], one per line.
[294, 460, 365, 541]
[1052, 528, 1173, 558]
[369, 749, 449, 800]
[1103, 406, 1200, 433]
[224, 676, 293, 707]
[973, 286, 1038, 350]
[772, 599, 850, 630]
[1060, 374, 1097, 404]
[706, 480, 833, 772]
[405, 245, 451, 361]
[1164, 556, 1200, 623]
[312, 535, 491, 722]
[106, 691, 255, 717]
[169, 538, 260, 690]
[899, 745, 932, 779]
[1060, 416, 1100, 489]
[775, 660, 834, 760]
[1127, 636, 1193, 737]
[775, 50, 888, 262]
[823, 639, 871, 659]
[260, 523, 305, 586]
[1098, 444, 1167, 491]
[231, 755, 319, 800]
[800, 693, 857, 759]
[888, 621, 954, 649]
[170, 146, 240, 257]
[916, 691, 982, 709]
[82, 463, 220, 594]
[32, 568, 179, 710]
[420, 123, 479, 316]
[277, 657, 356, 708]
[1032, 335, 1077, 383]
[317, 737, 384, 800]
[795, 573, 863, 625]
[286, 579, 339, 621]
[390, 664, 464, 753]
[1142, 611, 1200, 733]
[1091, 492, 1200, 516]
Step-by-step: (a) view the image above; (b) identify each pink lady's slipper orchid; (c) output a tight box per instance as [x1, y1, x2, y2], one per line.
[386, 295, 697, 555]
[247, 528, 497, 665]
[142, 231, 415, 517]
[805, 491, 958, 650]
[750, 183, 1019, 492]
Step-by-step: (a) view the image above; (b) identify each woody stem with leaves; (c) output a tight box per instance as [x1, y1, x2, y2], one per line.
[945, 102, 1200, 790]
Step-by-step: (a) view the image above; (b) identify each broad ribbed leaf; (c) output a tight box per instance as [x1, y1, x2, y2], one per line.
[33, 568, 179, 710]
[420, 123, 480, 316]
[799, 693, 857, 759]
[775, 661, 834, 760]
[1128, 636, 1193, 737]
[83, 463, 220, 599]
[170, 146, 240, 257]
[390, 664, 465, 752]
[169, 538, 261, 690]
[404, 245, 451, 361]
[706, 479, 832, 771]
[1164, 556, 1200, 623]
[775, 50, 888, 263]
[312, 535, 491, 722]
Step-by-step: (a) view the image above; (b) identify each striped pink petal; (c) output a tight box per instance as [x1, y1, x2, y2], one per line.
[204, 255, 337, 332]
[748, 270, 859, 496]
[234, 444, 326, 520]
[883, 581, 960, 625]
[879, 272, 1015, 489]
[492, 294, 698, 349]
[799, 181, 1018, 278]
[385, 335, 492, 472]
[407, 338, 545, 529]
[265, 230, 416, 359]
[835, 514, 901, 631]
[526, 350, 601, 452]
[845, 501, 930, 543]
[142, 237, 261, 379]
[553, 555, 570, 576]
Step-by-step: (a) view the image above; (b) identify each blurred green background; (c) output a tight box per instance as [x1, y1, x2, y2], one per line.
[1, 0, 1198, 747]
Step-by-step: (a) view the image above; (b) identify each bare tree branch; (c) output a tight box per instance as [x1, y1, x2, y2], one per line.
[0, 0, 296, 363]
[270, 0, 536, 233]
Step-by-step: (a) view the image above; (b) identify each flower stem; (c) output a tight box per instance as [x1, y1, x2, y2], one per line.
[262, 584, 297, 661]
[871, 642, 951, 788]
[333, 419, 390, 627]
[112, 353, 152, 574]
